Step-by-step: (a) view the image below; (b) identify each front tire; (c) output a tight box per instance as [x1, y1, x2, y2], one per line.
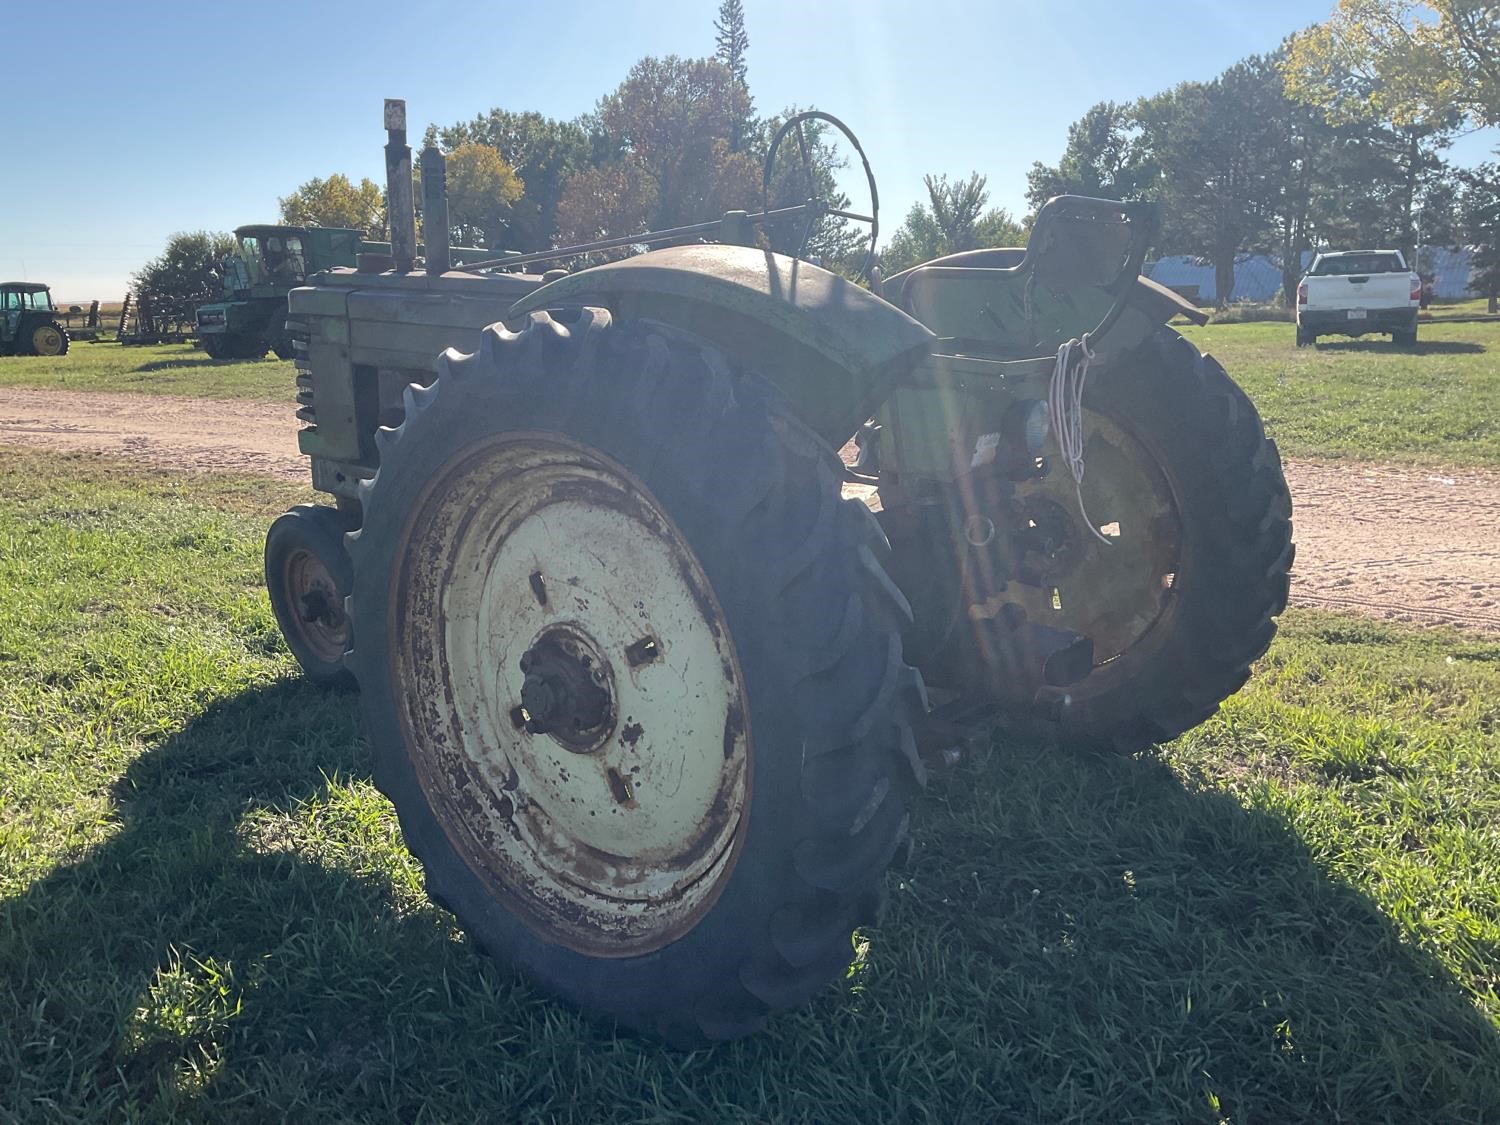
[264, 504, 358, 687]
[346, 309, 925, 1045]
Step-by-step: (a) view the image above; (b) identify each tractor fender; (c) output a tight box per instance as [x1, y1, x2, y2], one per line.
[1128, 274, 1209, 327]
[508, 244, 935, 448]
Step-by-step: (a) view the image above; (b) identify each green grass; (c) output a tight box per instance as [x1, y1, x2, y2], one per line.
[1425, 296, 1498, 320]
[1180, 319, 1500, 466]
[0, 342, 292, 400]
[1, 449, 1497, 1122]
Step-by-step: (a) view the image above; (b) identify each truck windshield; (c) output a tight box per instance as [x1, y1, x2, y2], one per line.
[1310, 253, 1404, 276]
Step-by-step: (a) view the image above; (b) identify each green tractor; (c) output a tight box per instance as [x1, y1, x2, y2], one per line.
[0, 282, 69, 356]
[264, 101, 1293, 1046]
[197, 225, 366, 359]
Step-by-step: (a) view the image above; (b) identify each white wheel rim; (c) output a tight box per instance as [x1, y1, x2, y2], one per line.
[390, 431, 750, 955]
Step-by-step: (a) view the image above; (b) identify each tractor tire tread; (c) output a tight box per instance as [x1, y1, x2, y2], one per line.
[1053, 327, 1293, 754]
[345, 308, 924, 1047]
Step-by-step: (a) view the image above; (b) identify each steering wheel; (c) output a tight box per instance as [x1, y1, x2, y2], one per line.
[761, 110, 881, 282]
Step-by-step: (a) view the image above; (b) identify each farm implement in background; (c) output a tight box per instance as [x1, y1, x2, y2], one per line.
[116, 291, 195, 346]
[260, 99, 1293, 1046]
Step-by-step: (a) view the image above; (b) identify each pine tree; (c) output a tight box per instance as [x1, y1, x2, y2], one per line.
[714, 0, 749, 89]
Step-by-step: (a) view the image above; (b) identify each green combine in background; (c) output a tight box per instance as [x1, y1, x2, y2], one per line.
[197, 225, 495, 360]
[196, 226, 364, 359]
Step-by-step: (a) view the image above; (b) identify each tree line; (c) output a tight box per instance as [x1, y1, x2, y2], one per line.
[1029, 0, 1499, 308]
[137, 1, 1499, 311]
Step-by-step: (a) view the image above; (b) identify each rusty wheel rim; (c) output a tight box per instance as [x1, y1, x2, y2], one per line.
[389, 432, 751, 956]
[32, 326, 64, 356]
[283, 548, 349, 665]
[1009, 406, 1184, 669]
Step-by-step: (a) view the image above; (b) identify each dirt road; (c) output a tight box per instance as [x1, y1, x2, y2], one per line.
[0, 388, 304, 479]
[3, 386, 1497, 632]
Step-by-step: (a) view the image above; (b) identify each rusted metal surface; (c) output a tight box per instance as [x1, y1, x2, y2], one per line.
[282, 547, 349, 665]
[384, 99, 415, 273]
[388, 431, 750, 957]
[1005, 407, 1183, 668]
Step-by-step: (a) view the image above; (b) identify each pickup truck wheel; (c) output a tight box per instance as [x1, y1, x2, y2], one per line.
[1295, 326, 1314, 348]
[1393, 326, 1417, 347]
[345, 308, 925, 1046]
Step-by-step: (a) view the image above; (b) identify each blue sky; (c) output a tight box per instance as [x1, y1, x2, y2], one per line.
[5, 0, 1496, 300]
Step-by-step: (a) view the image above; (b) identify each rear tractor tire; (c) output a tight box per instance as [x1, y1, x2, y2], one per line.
[345, 308, 926, 1046]
[264, 504, 358, 687]
[29, 322, 69, 356]
[988, 328, 1293, 754]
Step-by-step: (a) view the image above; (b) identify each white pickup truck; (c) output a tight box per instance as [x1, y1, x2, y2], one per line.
[1296, 250, 1421, 348]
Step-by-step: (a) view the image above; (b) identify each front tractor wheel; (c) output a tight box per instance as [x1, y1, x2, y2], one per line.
[29, 323, 68, 356]
[264, 504, 358, 687]
[985, 328, 1293, 753]
[346, 309, 925, 1045]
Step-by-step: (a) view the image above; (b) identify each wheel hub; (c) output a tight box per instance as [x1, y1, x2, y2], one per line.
[517, 627, 615, 749]
[33, 326, 63, 356]
[286, 549, 348, 663]
[1010, 406, 1182, 666]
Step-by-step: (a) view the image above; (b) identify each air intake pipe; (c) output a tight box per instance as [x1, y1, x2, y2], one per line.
[420, 145, 451, 276]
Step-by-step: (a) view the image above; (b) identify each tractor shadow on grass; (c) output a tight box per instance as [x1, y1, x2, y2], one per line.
[5, 682, 1499, 1120]
[1315, 338, 1485, 354]
[871, 739, 1500, 1119]
[135, 357, 265, 372]
[0, 678, 522, 1119]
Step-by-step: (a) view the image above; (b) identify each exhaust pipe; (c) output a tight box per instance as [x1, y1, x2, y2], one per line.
[384, 99, 416, 273]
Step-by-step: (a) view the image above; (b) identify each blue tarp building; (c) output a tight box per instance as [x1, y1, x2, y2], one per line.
[1145, 247, 1476, 303]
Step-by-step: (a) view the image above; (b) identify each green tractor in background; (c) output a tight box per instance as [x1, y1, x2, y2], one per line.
[262, 101, 1294, 1046]
[197, 225, 365, 359]
[0, 282, 69, 356]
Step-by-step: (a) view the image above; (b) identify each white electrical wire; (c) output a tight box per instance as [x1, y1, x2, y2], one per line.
[1048, 335, 1114, 547]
